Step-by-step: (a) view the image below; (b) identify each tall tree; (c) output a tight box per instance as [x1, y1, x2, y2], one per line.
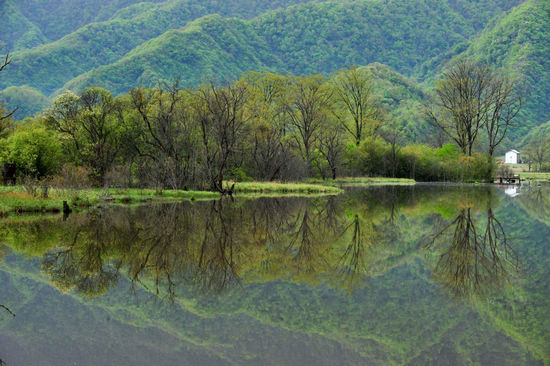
[318, 120, 345, 179]
[286, 75, 332, 173]
[428, 61, 494, 156]
[485, 73, 522, 156]
[332, 65, 382, 145]
[127, 82, 200, 190]
[242, 72, 293, 180]
[525, 134, 549, 172]
[46, 88, 122, 185]
[195, 83, 248, 193]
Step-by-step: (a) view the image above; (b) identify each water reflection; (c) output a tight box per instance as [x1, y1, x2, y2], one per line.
[36, 196, 382, 297]
[2, 185, 549, 365]
[0, 185, 524, 301]
[427, 207, 519, 299]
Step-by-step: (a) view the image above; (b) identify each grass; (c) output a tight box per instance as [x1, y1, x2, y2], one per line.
[225, 181, 343, 195]
[101, 188, 220, 203]
[0, 186, 98, 216]
[305, 177, 416, 186]
[0, 177, 416, 216]
[0, 186, 223, 216]
[0, 181, 343, 216]
[499, 164, 550, 182]
[518, 172, 550, 182]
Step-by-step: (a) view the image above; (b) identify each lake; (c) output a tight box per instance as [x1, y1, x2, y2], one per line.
[0, 184, 549, 365]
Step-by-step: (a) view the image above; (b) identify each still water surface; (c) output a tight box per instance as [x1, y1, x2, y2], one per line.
[0, 184, 549, 365]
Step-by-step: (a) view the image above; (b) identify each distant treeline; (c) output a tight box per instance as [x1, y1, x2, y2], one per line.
[0, 67, 498, 190]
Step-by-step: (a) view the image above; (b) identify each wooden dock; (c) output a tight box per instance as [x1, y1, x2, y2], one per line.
[495, 174, 521, 185]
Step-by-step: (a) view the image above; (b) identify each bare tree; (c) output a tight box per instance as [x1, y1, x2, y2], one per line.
[0, 45, 16, 134]
[381, 121, 404, 177]
[319, 123, 345, 179]
[427, 61, 494, 156]
[332, 65, 382, 145]
[485, 74, 522, 156]
[243, 72, 293, 180]
[195, 83, 248, 193]
[128, 82, 199, 189]
[251, 124, 291, 180]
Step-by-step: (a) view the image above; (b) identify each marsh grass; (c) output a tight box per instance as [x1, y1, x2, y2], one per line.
[225, 181, 343, 194]
[306, 177, 416, 186]
[0, 181, 348, 216]
[0, 186, 98, 215]
[520, 172, 550, 182]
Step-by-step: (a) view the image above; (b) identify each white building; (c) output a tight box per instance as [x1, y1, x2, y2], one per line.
[505, 150, 521, 164]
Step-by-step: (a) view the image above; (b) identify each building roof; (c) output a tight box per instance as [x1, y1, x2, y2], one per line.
[507, 150, 520, 154]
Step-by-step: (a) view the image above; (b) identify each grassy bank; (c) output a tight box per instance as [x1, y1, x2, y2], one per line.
[0, 187, 98, 215]
[0, 182, 339, 216]
[0, 186, 220, 216]
[520, 172, 550, 182]
[0, 178, 415, 216]
[502, 164, 550, 182]
[306, 177, 416, 186]
[226, 181, 344, 195]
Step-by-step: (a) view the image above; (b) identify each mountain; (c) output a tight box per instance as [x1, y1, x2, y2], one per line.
[0, 0, 319, 95]
[365, 63, 433, 143]
[1, 0, 522, 96]
[455, 0, 550, 139]
[53, 0, 520, 96]
[3, 0, 549, 145]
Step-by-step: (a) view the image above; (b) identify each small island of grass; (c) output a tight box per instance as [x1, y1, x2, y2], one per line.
[0, 178, 417, 216]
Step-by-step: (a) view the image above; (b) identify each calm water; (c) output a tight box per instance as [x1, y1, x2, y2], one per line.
[0, 184, 549, 365]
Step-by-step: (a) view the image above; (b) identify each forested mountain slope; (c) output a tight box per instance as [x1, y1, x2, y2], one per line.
[1, 0, 318, 51]
[0, 0, 320, 94]
[1, 0, 522, 94]
[455, 0, 550, 138]
[54, 0, 522, 96]
[4, 0, 549, 143]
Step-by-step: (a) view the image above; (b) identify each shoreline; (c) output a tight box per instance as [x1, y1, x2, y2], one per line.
[0, 180, 363, 216]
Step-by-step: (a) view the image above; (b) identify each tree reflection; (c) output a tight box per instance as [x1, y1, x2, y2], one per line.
[427, 207, 519, 299]
[2, 185, 514, 301]
[338, 214, 369, 290]
[41, 211, 121, 297]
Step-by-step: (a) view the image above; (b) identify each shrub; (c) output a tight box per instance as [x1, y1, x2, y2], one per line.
[50, 163, 92, 189]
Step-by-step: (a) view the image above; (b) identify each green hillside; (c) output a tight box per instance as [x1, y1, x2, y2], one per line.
[0, 0, 48, 51]
[0, 86, 50, 121]
[59, 15, 278, 94]
[456, 0, 550, 140]
[3, 0, 549, 144]
[57, 0, 521, 96]
[364, 63, 433, 143]
[0, 0, 318, 95]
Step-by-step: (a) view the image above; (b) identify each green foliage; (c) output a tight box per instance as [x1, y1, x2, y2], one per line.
[0, 122, 63, 178]
[2, 0, 547, 147]
[0, 0, 316, 95]
[348, 138, 494, 182]
[0, 0, 48, 51]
